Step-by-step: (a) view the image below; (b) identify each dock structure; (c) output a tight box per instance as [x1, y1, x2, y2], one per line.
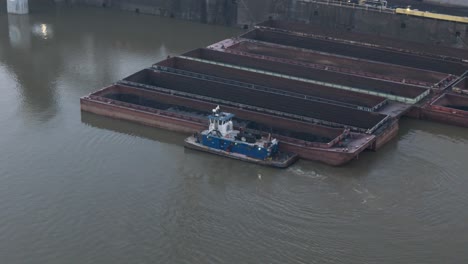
[7, 0, 29, 14]
[81, 19, 468, 166]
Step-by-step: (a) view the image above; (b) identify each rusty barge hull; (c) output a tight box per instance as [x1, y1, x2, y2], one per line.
[408, 92, 468, 127]
[81, 84, 376, 166]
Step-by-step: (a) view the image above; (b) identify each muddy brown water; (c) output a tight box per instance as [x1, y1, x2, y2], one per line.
[1, 3, 468, 264]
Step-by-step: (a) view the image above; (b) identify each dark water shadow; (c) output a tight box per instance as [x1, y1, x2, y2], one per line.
[80, 111, 187, 146]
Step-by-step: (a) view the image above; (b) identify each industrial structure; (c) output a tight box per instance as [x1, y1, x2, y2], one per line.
[6, 0, 468, 49]
[6, 0, 28, 14]
[81, 19, 468, 165]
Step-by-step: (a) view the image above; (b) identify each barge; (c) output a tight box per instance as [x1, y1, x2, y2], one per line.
[210, 39, 453, 89]
[121, 68, 390, 133]
[254, 20, 468, 66]
[81, 84, 376, 165]
[181, 48, 430, 104]
[410, 92, 468, 127]
[80, 19, 468, 166]
[155, 57, 388, 112]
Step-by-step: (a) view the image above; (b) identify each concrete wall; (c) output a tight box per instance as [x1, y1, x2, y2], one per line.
[292, 1, 467, 48]
[0, 0, 6, 13]
[425, 0, 468, 7]
[239, 0, 468, 49]
[53, 0, 468, 49]
[6, 0, 29, 14]
[55, 0, 237, 25]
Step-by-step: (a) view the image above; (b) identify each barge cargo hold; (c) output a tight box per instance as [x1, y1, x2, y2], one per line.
[181, 48, 430, 104]
[80, 19, 468, 166]
[217, 40, 451, 88]
[255, 20, 468, 63]
[155, 57, 388, 112]
[241, 28, 468, 75]
[121, 68, 390, 133]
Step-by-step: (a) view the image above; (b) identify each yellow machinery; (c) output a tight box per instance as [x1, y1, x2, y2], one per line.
[396, 8, 468, 24]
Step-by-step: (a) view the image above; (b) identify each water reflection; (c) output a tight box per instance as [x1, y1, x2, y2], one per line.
[0, 2, 241, 122]
[81, 112, 186, 146]
[400, 117, 468, 143]
[81, 111, 270, 184]
[7, 14, 31, 48]
[0, 13, 59, 120]
[31, 23, 53, 39]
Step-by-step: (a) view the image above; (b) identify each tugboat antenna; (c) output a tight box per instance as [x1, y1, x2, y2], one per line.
[213, 105, 220, 116]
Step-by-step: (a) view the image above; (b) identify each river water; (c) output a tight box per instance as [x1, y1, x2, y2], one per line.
[1, 3, 468, 264]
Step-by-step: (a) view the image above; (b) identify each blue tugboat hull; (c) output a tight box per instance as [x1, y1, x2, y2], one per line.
[201, 135, 277, 160]
[185, 136, 298, 168]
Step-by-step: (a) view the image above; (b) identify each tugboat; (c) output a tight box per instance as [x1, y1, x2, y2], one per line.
[184, 106, 298, 168]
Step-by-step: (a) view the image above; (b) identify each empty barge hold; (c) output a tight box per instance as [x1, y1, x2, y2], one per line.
[81, 84, 376, 165]
[155, 57, 388, 112]
[240, 28, 468, 75]
[121, 68, 390, 133]
[182, 48, 430, 104]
